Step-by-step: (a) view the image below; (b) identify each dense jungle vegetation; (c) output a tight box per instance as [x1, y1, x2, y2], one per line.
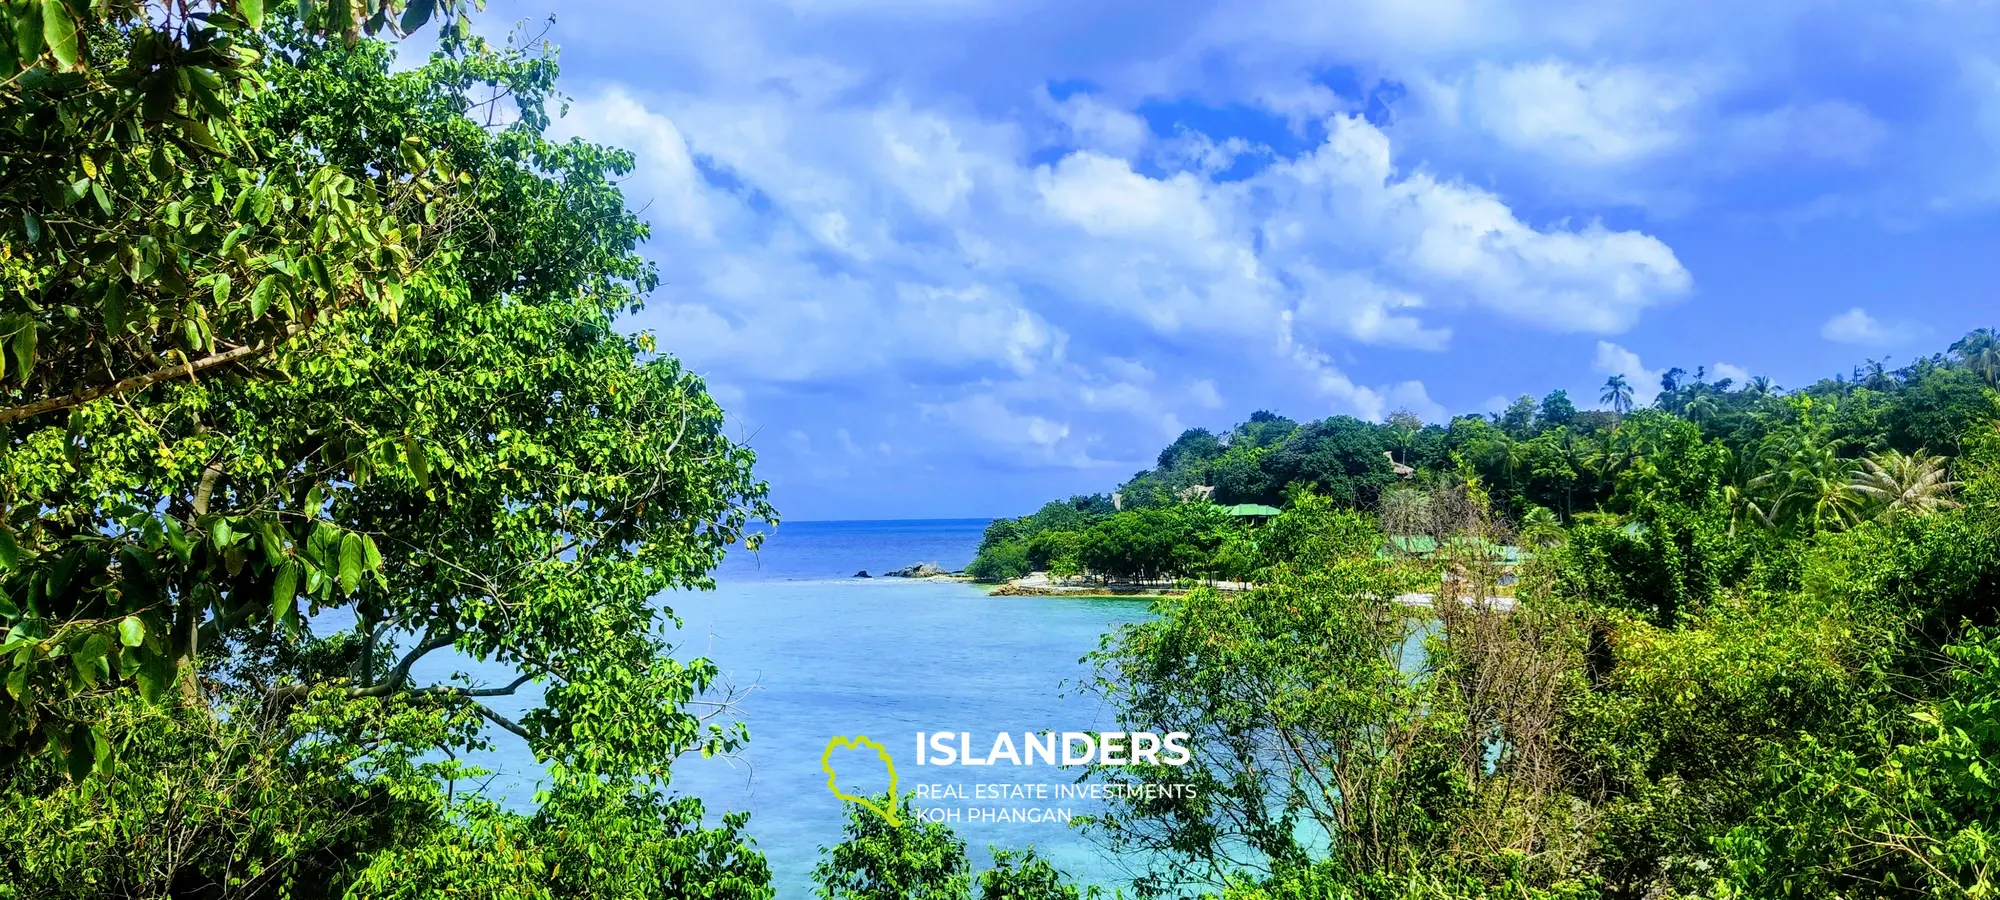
[951, 333, 2000, 899]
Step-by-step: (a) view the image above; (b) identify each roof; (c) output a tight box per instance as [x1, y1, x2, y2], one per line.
[1226, 503, 1283, 517]
[1384, 534, 1528, 564]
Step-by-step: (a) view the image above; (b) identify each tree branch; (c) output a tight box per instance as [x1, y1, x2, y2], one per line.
[0, 326, 300, 426]
[474, 703, 533, 742]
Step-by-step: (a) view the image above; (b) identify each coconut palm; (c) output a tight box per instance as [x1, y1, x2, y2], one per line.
[1951, 328, 2000, 387]
[1719, 448, 1772, 536]
[1518, 505, 1564, 548]
[1600, 375, 1635, 416]
[1684, 393, 1720, 426]
[1848, 448, 1961, 521]
[1752, 430, 1862, 534]
[1746, 375, 1774, 397]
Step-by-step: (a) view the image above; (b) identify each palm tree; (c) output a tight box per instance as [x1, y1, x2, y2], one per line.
[1751, 427, 1862, 534]
[1683, 393, 1719, 426]
[1600, 375, 1635, 416]
[1848, 448, 1961, 521]
[1519, 505, 1563, 548]
[1746, 375, 1774, 397]
[1719, 448, 1770, 536]
[1951, 328, 2000, 387]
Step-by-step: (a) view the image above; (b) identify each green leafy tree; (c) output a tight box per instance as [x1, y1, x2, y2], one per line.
[814, 792, 971, 900]
[2, 21, 778, 900]
[977, 848, 1088, 900]
[1536, 390, 1577, 430]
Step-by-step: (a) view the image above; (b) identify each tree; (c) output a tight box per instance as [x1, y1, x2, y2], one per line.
[1951, 327, 2000, 387]
[1158, 427, 1224, 473]
[1497, 394, 1538, 438]
[1848, 448, 1961, 522]
[1537, 390, 1577, 430]
[3, 12, 771, 817]
[1601, 375, 1635, 417]
[814, 793, 970, 900]
[976, 849, 1086, 900]
[0, 0, 476, 429]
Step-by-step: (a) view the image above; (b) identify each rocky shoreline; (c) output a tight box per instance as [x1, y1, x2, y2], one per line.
[858, 562, 977, 582]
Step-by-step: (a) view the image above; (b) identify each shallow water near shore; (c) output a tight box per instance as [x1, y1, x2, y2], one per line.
[356, 518, 1159, 897]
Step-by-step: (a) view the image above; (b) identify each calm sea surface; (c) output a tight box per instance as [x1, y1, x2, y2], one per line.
[376, 518, 1158, 897]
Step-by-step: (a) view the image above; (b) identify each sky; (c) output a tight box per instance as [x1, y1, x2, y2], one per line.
[459, 0, 2000, 520]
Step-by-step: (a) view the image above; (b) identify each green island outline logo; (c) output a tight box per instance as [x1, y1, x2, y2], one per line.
[820, 735, 902, 826]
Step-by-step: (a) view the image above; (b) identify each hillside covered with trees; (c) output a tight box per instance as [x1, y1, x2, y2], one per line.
[937, 332, 2000, 899]
[970, 334, 1999, 584]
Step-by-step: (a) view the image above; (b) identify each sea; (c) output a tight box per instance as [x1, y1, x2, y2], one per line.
[375, 518, 1160, 897]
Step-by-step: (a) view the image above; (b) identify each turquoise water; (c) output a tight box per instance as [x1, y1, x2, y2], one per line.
[386, 518, 1159, 897]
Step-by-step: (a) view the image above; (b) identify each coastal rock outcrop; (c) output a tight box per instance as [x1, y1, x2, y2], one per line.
[884, 562, 946, 578]
[854, 570, 871, 578]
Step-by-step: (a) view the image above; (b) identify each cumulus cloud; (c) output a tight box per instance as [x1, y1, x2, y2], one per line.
[1467, 60, 1700, 166]
[1820, 308, 1930, 346]
[1042, 89, 1152, 157]
[1592, 341, 1663, 406]
[554, 73, 1692, 482]
[1711, 362, 1751, 385]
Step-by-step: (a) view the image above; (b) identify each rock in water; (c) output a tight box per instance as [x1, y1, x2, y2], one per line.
[854, 570, 871, 578]
[886, 562, 945, 578]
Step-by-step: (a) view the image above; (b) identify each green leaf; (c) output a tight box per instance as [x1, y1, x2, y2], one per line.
[0, 529, 21, 570]
[102, 279, 127, 333]
[208, 515, 235, 549]
[39, 0, 75, 70]
[14, 1, 41, 65]
[220, 223, 250, 258]
[250, 274, 277, 318]
[90, 724, 112, 776]
[135, 653, 170, 703]
[3, 663, 26, 702]
[270, 562, 298, 626]
[212, 272, 231, 305]
[400, 0, 436, 33]
[91, 181, 111, 216]
[238, 0, 265, 29]
[74, 632, 111, 666]
[338, 533, 363, 595]
[257, 520, 285, 567]
[180, 117, 225, 153]
[21, 210, 40, 244]
[403, 435, 429, 489]
[118, 616, 145, 648]
[9, 322, 35, 382]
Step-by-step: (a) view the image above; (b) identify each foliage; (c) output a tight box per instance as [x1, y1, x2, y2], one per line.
[2, 12, 781, 899]
[814, 792, 971, 900]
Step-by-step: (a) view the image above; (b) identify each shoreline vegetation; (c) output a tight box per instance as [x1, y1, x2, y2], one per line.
[3, 3, 1999, 899]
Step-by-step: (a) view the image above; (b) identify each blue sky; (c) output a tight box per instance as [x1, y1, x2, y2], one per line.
[466, 0, 1998, 520]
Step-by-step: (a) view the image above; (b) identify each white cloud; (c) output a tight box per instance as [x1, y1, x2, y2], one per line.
[535, 7, 1707, 483]
[1820, 307, 1929, 346]
[1043, 89, 1152, 157]
[1592, 341, 1663, 406]
[1711, 362, 1751, 385]
[1189, 379, 1225, 409]
[1468, 60, 1700, 166]
[1720, 101, 1889, 169]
